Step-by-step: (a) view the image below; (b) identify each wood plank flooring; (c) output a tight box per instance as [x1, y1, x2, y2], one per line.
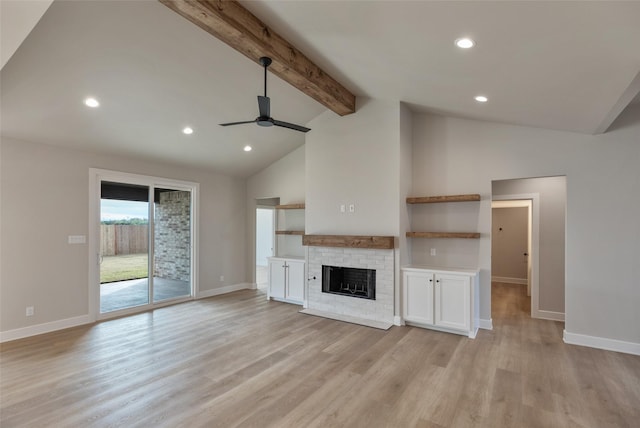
[1, 283, 639, 427]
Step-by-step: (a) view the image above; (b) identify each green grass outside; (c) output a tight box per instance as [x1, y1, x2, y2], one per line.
[100, 253, 148, 283]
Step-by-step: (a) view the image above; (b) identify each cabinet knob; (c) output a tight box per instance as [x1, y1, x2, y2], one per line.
[436, 280, 440, 283]
[429, 279, 433, 282]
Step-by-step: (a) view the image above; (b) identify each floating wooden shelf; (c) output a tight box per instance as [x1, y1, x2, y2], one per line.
[303, 235, 395, 249]
[406, 232, 481, 239]
[406, 194, 480, 204]
[275, 203, 305, 209]
[275, 230, 304, 235]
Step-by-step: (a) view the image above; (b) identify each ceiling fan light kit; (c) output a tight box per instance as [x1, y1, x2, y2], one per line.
[220, 57, 311, 133]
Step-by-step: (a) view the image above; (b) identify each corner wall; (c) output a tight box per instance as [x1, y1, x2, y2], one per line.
[246, 145, 306, 283]
[1, 137, 246, 334]
[412, 105, 640, 346]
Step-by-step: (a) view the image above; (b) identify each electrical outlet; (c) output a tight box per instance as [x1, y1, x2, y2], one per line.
[349, 204, 355, 213]
[26, 306, 34, 317]
[430, 248, 437, 256]
[220, 275, 224, 282]
[340, 204, 346, 213]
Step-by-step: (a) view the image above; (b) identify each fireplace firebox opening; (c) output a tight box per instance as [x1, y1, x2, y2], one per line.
[322, 265, 376, 300]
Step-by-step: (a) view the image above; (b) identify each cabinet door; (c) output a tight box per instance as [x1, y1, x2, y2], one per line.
[434, 273, 470, 332]
[268, 260, 285, 299]
[285, 260, 305, 303]
[403, 271, 434, 325]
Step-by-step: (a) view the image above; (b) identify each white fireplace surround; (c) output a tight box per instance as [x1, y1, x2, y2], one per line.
[306, 246, 395, 325]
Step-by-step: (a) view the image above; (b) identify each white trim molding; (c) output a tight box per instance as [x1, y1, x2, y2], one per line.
[197, 283, 253, 299]
[564, 330, 640, 356]
[0, 315, 91, 343]
[538, 310, 565, 322]
[491, 276, 527, 285]
[479, 318, 493, 330]
[393, 315, 403, 326]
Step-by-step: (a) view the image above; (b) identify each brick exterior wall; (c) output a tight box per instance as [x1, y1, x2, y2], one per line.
[153, 191, 190, 282]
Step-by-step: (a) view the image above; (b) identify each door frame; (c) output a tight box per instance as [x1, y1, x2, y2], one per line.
[491, 193, 541, 319]
[491, 200, 532, 295]
[89, 168, 199, 322]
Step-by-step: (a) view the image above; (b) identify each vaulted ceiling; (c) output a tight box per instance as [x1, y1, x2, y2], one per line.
[2, 1, 639, 178]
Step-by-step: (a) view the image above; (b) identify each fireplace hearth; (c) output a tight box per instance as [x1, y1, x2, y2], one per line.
[322, 265, 376, 300]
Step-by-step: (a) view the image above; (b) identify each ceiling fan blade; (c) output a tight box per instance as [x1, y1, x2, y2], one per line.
[220, 120, 256, 127]
[258, 96, 270, 118]
[273, 120, 311, 133]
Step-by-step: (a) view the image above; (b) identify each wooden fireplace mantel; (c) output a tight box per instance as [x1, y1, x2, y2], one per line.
[302, 235, 395, 250]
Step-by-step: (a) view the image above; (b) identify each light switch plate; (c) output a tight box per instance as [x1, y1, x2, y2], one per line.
[68, 235, 86, 244]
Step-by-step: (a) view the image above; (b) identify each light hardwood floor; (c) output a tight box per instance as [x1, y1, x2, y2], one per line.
[1, 283, 639, 427]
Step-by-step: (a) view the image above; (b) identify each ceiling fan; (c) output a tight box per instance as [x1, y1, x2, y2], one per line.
[220, 57, 311, 133]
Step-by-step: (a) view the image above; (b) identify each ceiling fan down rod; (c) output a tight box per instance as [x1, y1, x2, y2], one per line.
[260, 56, 272, 97]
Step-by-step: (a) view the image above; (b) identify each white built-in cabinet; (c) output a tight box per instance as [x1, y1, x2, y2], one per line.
[402, 266, 479, 338]
[268, 256, 305, 305]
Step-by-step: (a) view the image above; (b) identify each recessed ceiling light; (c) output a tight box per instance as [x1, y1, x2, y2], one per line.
[182, 127, 194, 135]
[243, 145, 252, 152]
[475, 95, 488, 103]
[84, 97, 100, 108]
[455, 38, 475, 49]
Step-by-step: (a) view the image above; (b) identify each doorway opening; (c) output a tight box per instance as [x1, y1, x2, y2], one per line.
[256, 207, 275, 290]
[492, 200, 532, 293]
[255, 198, 278, 290]
[491, 176, 566, 321]
[90, 170, 198, 320]
[491, 199, 533, 316]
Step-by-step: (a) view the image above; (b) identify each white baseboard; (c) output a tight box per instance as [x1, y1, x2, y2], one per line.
[563, 330, 640, 356]
[197, 283, 253, 299]
[393, 315, 403, 326]
[537, 310, 565, 321]
[0, 314, 91, 343]
[1, 284, 254, 343]
[492, 276, 527, 285]
[479, 318, 493, 330]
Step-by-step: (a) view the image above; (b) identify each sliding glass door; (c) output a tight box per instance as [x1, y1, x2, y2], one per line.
[92, 170, 197, 319]
[152, 187, 192, 303]
[99, 182, 150, 313]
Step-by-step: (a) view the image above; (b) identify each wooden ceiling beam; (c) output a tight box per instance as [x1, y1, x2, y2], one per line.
[159, 0, 356, 116]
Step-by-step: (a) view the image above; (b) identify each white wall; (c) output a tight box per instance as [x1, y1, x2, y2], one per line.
[1, 137, 246, 333]
[305, 99, 401, 235]
[412, 105, 640, 344]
